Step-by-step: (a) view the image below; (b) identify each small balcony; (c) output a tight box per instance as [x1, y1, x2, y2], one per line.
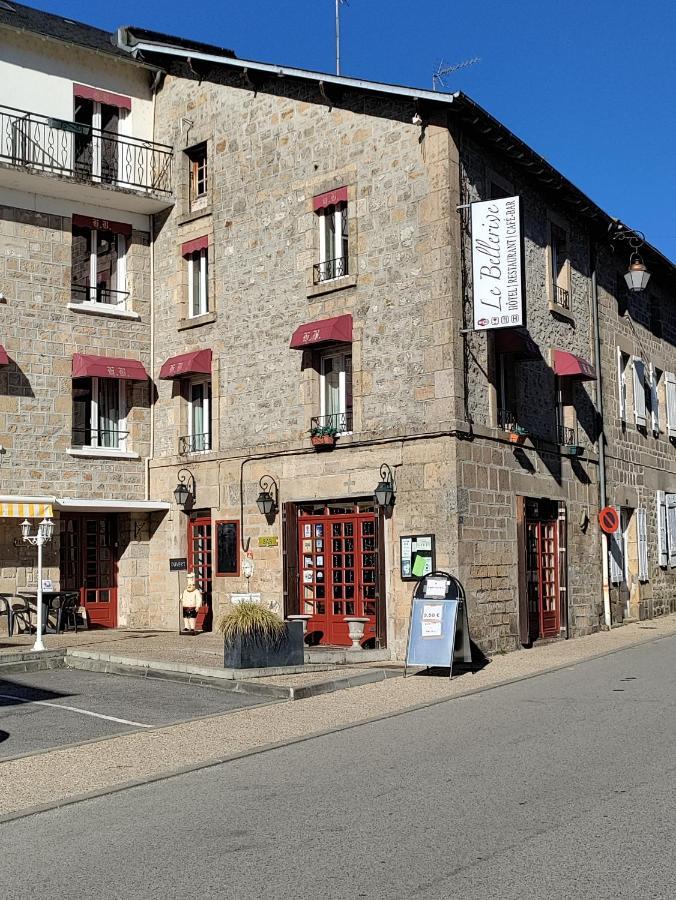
[179, 433, 211, 455]
[558, 424, 582, 455]
[313, 256, 348, 285]
[311, 410, 353, 436]
[552, 283, 571, 312]
[71, 283, 130, 310]
[0, 104, 173, 213]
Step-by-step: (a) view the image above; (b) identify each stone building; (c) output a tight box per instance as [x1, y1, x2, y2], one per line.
[0, 3, 173, 625]
[1, 2, 674, 656]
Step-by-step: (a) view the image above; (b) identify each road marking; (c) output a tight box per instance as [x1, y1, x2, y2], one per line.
[0, 694, 153, 728]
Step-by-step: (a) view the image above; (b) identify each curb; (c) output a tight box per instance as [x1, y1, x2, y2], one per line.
[0, 627, 673, 826]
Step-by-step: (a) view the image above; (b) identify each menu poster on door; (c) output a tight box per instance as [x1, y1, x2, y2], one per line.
[400, 534, 436, 581]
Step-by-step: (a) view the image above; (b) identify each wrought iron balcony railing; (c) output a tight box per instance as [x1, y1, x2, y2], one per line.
[311, 410, 353, 435]
[179, 433, 211, 455]
[557, 425, 578, 446]
[0, 104, 173, 194]
[71, 283, 130, 308]
[313, 256, 348, 284]
[553, 283, 571, 310]
[72, 427, 130, 450]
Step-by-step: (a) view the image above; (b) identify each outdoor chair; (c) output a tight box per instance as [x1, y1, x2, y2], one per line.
[0, 595, 14, 637]
[54, 593, 80, 634]
[9, 596, 33, 635]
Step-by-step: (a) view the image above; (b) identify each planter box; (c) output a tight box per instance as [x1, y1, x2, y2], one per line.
[223, 620, 304, 669]
[311, 434, 336, 449]
[561, 444, 583, 457]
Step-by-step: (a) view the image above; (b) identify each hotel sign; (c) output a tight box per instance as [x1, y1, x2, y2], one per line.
[471, 195, 524, 331]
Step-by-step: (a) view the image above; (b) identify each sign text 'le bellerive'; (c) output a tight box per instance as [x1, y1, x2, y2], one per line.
[471, 196, 524, 331]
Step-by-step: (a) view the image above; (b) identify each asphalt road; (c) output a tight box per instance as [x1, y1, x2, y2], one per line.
[0, 669, 271, 759]
[1, 633, 676, 899]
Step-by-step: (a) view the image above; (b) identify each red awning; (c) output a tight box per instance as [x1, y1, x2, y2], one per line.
[289, 314, 353, 350]
[0, 346, 8, 366]
[72, 214, 132, 237]
[494, 329, 539, 358]
[313, 186, 348, 211]
[181, 235, 209, 256]
[552, 349, 596, 381]
[72, 354, 148, 381]
[73, 83, 132, 111]
[159, 349, 212, 380]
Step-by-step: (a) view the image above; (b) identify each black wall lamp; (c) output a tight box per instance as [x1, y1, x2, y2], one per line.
[173, 468, 196, 508]
[374, 463, 396, 509]
[256, 475, 279, 517]
[610, 223, 651, 293]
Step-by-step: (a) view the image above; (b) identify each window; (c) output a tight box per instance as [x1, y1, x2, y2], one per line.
[188, 248, 209, 317]
[314, 189, 349, 283]
[74, 96, 122, 184]
[548, 222, 571, 312]
[617, 348, 630, 423]
[72, 377, 126, 450]
[318, 349, 352, 433]
[556, 378, 579, 447]
[187, 143, 208, 208]
[497, 353, 519, 431]
[71, 220, 128, 308]
[216, 521, 240, 576]
[651, 365, 663, 435]
[665, 372, 676, 438]
[656, 491, 676, 567]
[632, 357, 648, 428]
[184, 378, 211, 453]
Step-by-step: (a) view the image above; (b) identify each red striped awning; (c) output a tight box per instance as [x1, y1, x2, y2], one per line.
[181, 235, 209, 256]
[289, 314, 353, 350]
[552, 349, 596, 381]
[0, 346, 8, 366]
[72, 354, 148, 381]
[313, 186, 348, 210]
[73, 83, 132, 111]
[159, 349, 212, 380]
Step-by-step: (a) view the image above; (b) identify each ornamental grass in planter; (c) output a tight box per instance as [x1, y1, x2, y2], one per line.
[217, 601, 304, 669]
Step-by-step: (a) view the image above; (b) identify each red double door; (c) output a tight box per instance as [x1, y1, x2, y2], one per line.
[187, 513, 213, 632]
[60, 515, 117, 628]
[297, 506, 379, 646]
[525, 518, 560, 639]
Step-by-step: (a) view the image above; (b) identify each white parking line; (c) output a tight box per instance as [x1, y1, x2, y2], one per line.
[0, 693, 153, 728]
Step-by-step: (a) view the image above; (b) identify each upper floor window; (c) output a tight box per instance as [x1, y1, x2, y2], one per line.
[313, 187, 348, 284]
[188, 248, 209, 317]
[73, 86, 130, 184]
[187, 143, 208, 208]
[72, 377, 126, 450]
[317, 348, 352, 434]
[548, 221, 571, 314]
[181, 378, 212, 454]
[71, 215, 129, 309]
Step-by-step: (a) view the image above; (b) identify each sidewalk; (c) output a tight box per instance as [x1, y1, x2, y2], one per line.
[1, 614, 676, 819]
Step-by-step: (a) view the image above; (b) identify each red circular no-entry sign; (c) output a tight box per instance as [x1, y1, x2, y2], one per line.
[599, 506, 619, 534]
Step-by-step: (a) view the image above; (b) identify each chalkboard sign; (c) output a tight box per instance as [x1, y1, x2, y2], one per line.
[216, 520, 240, 576]
[169, 557, 187, 572]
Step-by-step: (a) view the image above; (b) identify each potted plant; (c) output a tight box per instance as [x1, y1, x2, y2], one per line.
[508, 424, 528, 444]
[561, 443, 584, 457]
[310, 423, 339, 448]
[218, 601, 304, 669]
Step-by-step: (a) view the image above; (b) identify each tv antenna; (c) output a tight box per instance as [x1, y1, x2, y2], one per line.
[432, 57, 481, 91]
[335, 0, 349, 75]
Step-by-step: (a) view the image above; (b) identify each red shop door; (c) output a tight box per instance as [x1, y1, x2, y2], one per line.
[60, 515, 118, 628]
[525, 519, 560, 639]
[298, 504, 379, 647]
[187, 513, 213, 632]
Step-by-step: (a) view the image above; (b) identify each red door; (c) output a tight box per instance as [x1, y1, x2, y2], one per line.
[525, 519, 560, 639]
[60, 515, 118, 628]
[298, 503, 379, 646]
[187, 514, 213, 632]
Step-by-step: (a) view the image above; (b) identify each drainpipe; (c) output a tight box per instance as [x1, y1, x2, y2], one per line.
[591, 242, 612, 629]
[145, 77, 159, 502]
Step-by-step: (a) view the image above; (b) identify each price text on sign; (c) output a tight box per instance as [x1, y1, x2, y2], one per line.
[598, 507, 619, 534]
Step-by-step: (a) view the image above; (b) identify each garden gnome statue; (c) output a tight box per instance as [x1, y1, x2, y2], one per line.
[180, 572, 203, 634]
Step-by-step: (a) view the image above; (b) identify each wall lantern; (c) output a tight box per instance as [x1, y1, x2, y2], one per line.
[610, 223, 651, 293]
[256, 475, 278, 517]
[374, 463, 396, 509]
[173, 468, 196, 508]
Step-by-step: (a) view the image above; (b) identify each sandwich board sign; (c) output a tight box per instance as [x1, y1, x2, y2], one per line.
[405, 572, 472, 679]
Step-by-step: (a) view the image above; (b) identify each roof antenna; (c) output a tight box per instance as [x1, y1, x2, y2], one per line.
[432, 57, 481, 91]
[336, 0, 349, 75]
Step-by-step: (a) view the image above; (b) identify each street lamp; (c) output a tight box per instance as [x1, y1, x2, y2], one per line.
[173, 468, 196, 509]
[374, 464, 396, 510]
[256, 475, 278, 517]
[610, 224, 651, 293]
[20, 517, 54, 652]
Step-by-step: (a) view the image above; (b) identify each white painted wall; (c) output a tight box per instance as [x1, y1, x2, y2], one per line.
[0, 27, 154, 142]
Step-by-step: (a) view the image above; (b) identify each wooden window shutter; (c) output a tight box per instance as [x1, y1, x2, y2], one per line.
[649, 364, 659, 434]
[657, 491, 668, 567]
[667, 494, 676, 569]
[282, 502, 299, 616]
[665, 373, 676, 438]
[637, 508, 648, 582]
[632, 357, 647, 427]
[617, 347, 626, 422]
[608, 507, 624, 584]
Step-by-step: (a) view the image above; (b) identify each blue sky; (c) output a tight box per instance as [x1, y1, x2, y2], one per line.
[37, 0, 676, 261]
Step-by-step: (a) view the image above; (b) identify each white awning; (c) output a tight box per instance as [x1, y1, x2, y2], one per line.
[55, 498, 170, 513]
